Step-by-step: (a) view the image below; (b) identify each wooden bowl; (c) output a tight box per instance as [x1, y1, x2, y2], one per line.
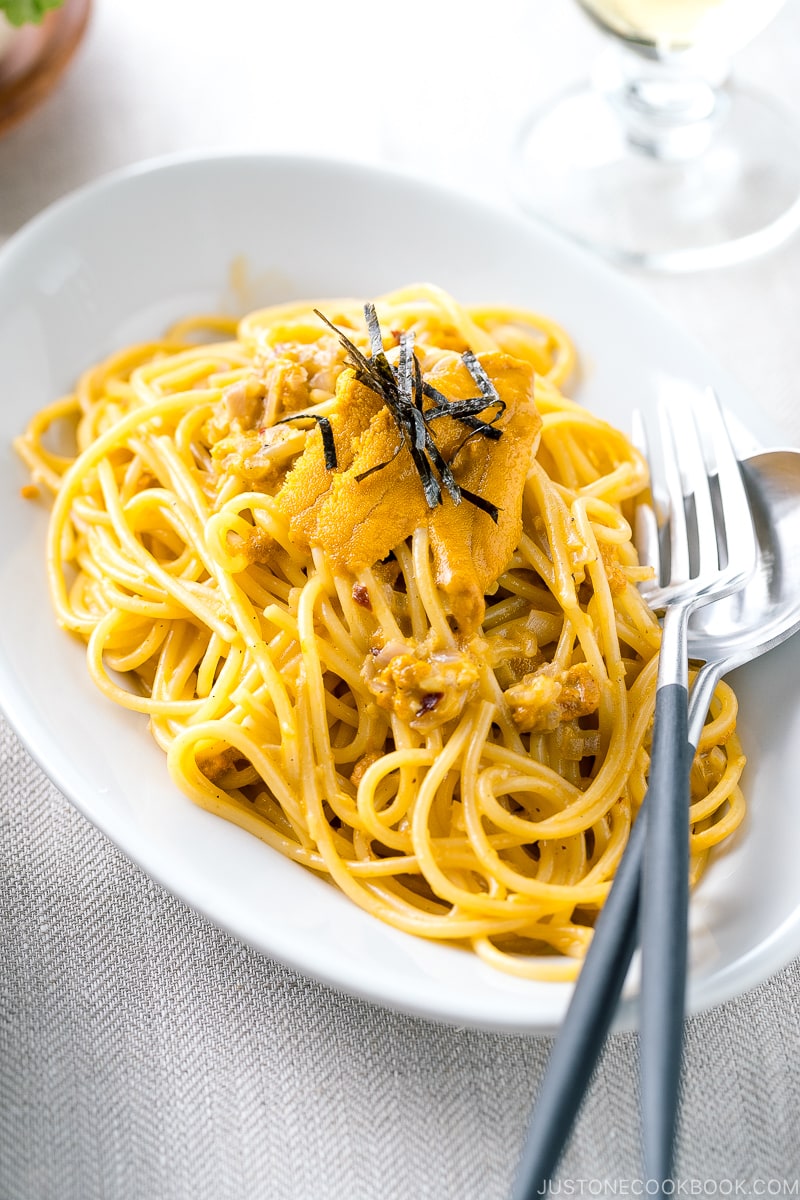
[0, 0, 91, 138]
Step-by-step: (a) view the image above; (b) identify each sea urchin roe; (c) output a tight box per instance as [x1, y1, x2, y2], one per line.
[362, 638, 480, 731]
[506, 662, 601, 733]
[598, 542, 629, 596]
[210, 421, 301, 485]
[276, 350, 540, 635]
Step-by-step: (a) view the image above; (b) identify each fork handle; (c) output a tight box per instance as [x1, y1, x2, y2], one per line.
[640, 679, 693, 1195]
[511, 805, 646, 1199]
[511, 691, 692, 1199]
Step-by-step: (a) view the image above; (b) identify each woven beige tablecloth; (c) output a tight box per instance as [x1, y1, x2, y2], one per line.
[2, 2, 800, 1196]
[3, 718, 800, 1197]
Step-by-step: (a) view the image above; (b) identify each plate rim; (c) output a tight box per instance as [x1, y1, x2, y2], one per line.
[1, 148, 797, 1033]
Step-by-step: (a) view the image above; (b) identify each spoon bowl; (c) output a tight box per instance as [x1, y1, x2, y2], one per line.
[686, 448, 800, 742]
[689, 449, 800, 666]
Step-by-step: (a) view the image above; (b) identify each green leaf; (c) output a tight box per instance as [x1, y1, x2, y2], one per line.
[1, 0, 64, 28]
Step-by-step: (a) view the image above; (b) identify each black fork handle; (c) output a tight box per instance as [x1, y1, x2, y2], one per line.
[511, 683, 692, 1199]
[511, 808, 645, 1198]
[640, 682, 693, 1194]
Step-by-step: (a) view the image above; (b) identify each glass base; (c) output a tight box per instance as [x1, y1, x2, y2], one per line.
[511, 80, 800, 271]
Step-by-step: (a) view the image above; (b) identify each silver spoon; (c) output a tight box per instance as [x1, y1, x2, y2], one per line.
[512, 447, 800, 1200]
[685, 449, 800, 743]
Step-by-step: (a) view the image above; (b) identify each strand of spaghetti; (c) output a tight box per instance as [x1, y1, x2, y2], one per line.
[169, 718, 311, 842]
[688, 745, 746, 824]
[298, 683, 542, 938]
[578, 496, 635, 545]
[690, 785, 745, 850]
[297, 573, 365, 830]
[410, 702, 611, 910]
[410, 527, 457, 647]
[103, 619, 170, 674]
[478, 665, 528, 756]
[166, 314, 239, 341]
[460, 702, 613, 903]
[355, 566, 404, 644]
[468, 305, 576, 385]
[382, 283, 498, 354]
[86, 611, 203, 715]
[476, 653, 656, 845]
[573, 497, 627, 683]
[315, 597, 376, 691]
[99, 459, 301, 776]
[148, 473, 304, 779]
[471, 930, 588, 982]
[390, 541, 429, 641]
[46, 390, 222, 630]
[13, 394, 83, 490]
[93, 460, 236, 641]
[356, 748, 434, 847]
[696, 680, 737, 752]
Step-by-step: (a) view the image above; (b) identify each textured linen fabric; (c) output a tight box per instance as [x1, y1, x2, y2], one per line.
[3, 1, 800, 1196]
[3, 716, 800, 1200]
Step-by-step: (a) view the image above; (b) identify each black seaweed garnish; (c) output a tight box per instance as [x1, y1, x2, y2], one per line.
[274, 411, 338, 469]
[307, 304, 505, 522]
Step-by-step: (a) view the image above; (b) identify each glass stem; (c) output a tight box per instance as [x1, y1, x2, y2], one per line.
[594, 43, 730, 161]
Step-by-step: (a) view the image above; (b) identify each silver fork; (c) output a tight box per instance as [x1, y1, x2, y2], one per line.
[511, 389, 757, 1200]
[635, 390, 756, 1194]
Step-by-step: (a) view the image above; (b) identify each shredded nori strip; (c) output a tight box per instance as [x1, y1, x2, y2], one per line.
[421, 382, 504, 439]
[458, 487, 503, 519]
[274, 411, 338, 469]
[355, 439, 404, 484]
[301, 305, 505, 521]
[397, 330, 415, 409]
[462, 349, 501, 406]
[412, 350, 425, 413]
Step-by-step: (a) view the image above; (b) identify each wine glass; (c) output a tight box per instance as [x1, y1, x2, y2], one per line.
[511, 0, 800, 270]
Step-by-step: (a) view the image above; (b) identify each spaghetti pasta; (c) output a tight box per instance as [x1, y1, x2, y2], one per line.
[15, 283, 745, 980]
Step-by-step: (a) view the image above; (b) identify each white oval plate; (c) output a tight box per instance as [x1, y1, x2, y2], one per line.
[1, 153, 798, 1034]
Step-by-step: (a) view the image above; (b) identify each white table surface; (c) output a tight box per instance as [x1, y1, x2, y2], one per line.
[2, 2, 800, 1197]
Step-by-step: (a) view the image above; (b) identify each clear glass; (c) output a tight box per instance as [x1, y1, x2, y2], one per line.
[579, 0, 784, 54]
[511, 0, 800, 271]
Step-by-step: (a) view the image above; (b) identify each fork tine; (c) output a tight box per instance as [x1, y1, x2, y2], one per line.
[657, 400, 691, 586]
[700, 388, 757, 584]
[642, 390, 756, 603]
[664, 397, 718, 581]
[632, 408, 662, 589]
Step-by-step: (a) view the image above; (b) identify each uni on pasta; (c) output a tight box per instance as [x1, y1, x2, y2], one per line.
[15, 283, 745, 980]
